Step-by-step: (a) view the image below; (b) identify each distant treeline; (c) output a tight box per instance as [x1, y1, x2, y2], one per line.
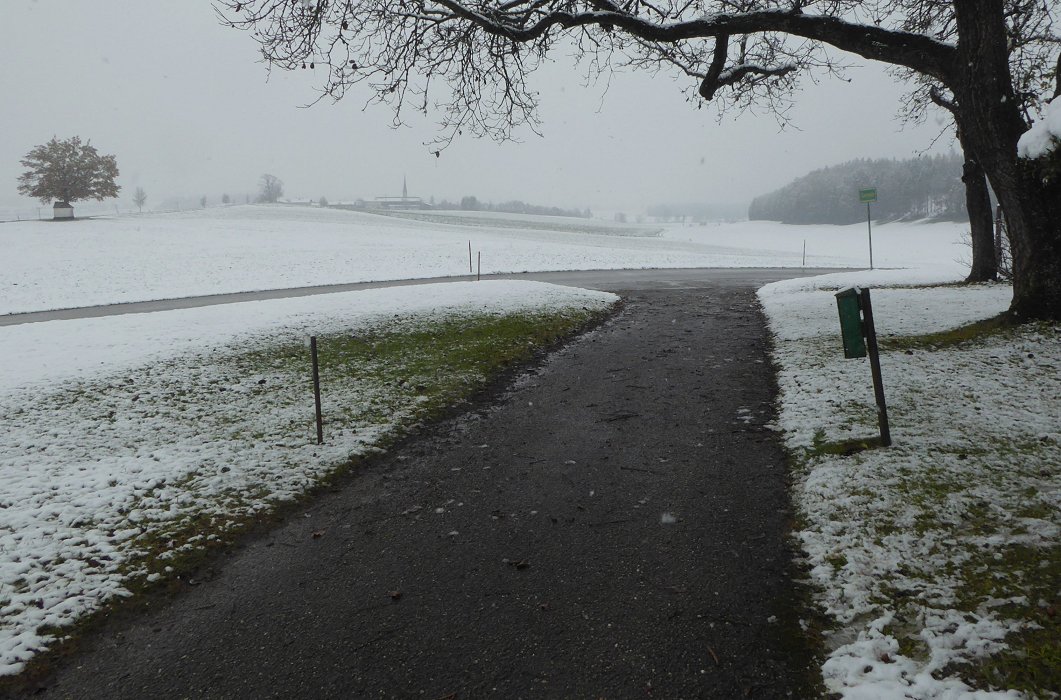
[748, 153, 968, 224]
[433, 196, 591, 218]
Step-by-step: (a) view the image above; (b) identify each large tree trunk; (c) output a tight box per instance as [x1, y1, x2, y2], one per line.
[953, 0, 1061, 320]
[1007, 164, 1061, 320]
[961, 152, 997, 282]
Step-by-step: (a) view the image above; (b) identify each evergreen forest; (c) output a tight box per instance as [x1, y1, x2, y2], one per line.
[748, 153, 969, 224]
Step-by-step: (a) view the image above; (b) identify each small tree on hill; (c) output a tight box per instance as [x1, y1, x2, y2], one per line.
[222, 193, 231, 205]
[17, 136, 120, 216]
[258, 174, 283, 203]
[200, 195, 208, 208]
[133, 186, 147, 213]
[220, 0, 1061, 320]
[319, 196, 329, 207]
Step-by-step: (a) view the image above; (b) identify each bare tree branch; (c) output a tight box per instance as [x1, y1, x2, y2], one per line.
[928, 84, 958, 116]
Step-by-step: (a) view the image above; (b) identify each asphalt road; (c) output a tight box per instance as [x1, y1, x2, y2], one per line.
[0, 267, 846, 325]
[19, 269, 834, 698]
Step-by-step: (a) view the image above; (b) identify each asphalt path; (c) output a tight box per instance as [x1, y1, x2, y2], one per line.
[19, 269, 836, 698]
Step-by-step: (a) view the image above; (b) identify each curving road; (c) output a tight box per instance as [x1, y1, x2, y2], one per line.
[0, 267, 846, 326]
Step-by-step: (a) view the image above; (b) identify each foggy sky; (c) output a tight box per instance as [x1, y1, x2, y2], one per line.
[2, 0, 958, 214]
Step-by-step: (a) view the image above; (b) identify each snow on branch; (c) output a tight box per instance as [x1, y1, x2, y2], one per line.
[698, 30, 797, 101]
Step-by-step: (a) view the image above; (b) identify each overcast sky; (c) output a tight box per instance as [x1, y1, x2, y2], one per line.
[2, 0, 958, 214]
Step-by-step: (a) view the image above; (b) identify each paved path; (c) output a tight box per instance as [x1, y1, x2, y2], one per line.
[24, 271, 826, 698]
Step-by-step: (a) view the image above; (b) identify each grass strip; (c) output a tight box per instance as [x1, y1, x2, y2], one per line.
[783, 318, 1058, 696]
[1, 303, 615, 690]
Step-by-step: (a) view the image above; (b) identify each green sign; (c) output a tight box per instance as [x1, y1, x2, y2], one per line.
[859, 188, 878, 203]
[835, 287, 867, 359]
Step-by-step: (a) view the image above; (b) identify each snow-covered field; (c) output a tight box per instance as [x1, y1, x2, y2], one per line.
[3, 205, 1053, 696]
[0, 281, 618, 675]
[0, 204, 968, 314]
[759, 272, 1059, 699]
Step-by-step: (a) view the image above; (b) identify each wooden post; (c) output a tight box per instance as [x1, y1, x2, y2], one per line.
[867, 203, 874, 270]
[310, 336, 323, 445]
[802, 239, 806, 267]
[477, 251, 481, 281]
[468, 240, 473, 274]
[858, 289, 891, 446]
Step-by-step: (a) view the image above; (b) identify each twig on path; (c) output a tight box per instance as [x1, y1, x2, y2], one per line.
[603, 411, 640, 422]
[351, 629, 397, 652]
[620, 465, 661, 475]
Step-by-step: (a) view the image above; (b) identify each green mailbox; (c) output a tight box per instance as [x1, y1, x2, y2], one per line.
[835, 287, 867, 359]
[833, 286, 891, 446]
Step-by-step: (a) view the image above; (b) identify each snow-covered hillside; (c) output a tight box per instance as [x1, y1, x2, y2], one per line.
[0, 204, 969, 314]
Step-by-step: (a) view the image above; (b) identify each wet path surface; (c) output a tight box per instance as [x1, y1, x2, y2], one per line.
[29, 279, 817, 699]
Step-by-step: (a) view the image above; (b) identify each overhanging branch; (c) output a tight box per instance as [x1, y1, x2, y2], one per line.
[431, 3, 958, 84]
[699, 33, 729, 100]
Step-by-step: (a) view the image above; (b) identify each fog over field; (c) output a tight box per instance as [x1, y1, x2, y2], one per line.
[0, 205, 969, 315]
[1, 1, 959, 217]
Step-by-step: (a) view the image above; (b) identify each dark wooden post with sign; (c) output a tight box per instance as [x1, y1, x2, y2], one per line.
[859, 188, 877, 270]
[835, 287, 891, 446]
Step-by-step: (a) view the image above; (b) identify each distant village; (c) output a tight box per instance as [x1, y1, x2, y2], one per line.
[325, 176, 595, 219]
[353, 176, 426, 210]
[90, 177, 742, 226]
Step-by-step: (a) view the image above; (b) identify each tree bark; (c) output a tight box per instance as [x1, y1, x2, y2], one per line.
[952, 0, 1061, 319]
[961, 153, 998, 282]
[931, 89, 999, 283]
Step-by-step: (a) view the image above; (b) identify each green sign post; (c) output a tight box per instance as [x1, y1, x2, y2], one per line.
[834, 287, 891, 447]
[859, 188, 877, 269]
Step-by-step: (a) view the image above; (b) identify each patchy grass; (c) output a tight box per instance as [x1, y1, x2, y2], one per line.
[809, 429, 884, 457]
[881, 312, 1020, 351]
[950, 544, 1061, 695]
[0, 302, 615, 688]
[120, 308, 611, 582]
[764, 279, 1059, 697]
